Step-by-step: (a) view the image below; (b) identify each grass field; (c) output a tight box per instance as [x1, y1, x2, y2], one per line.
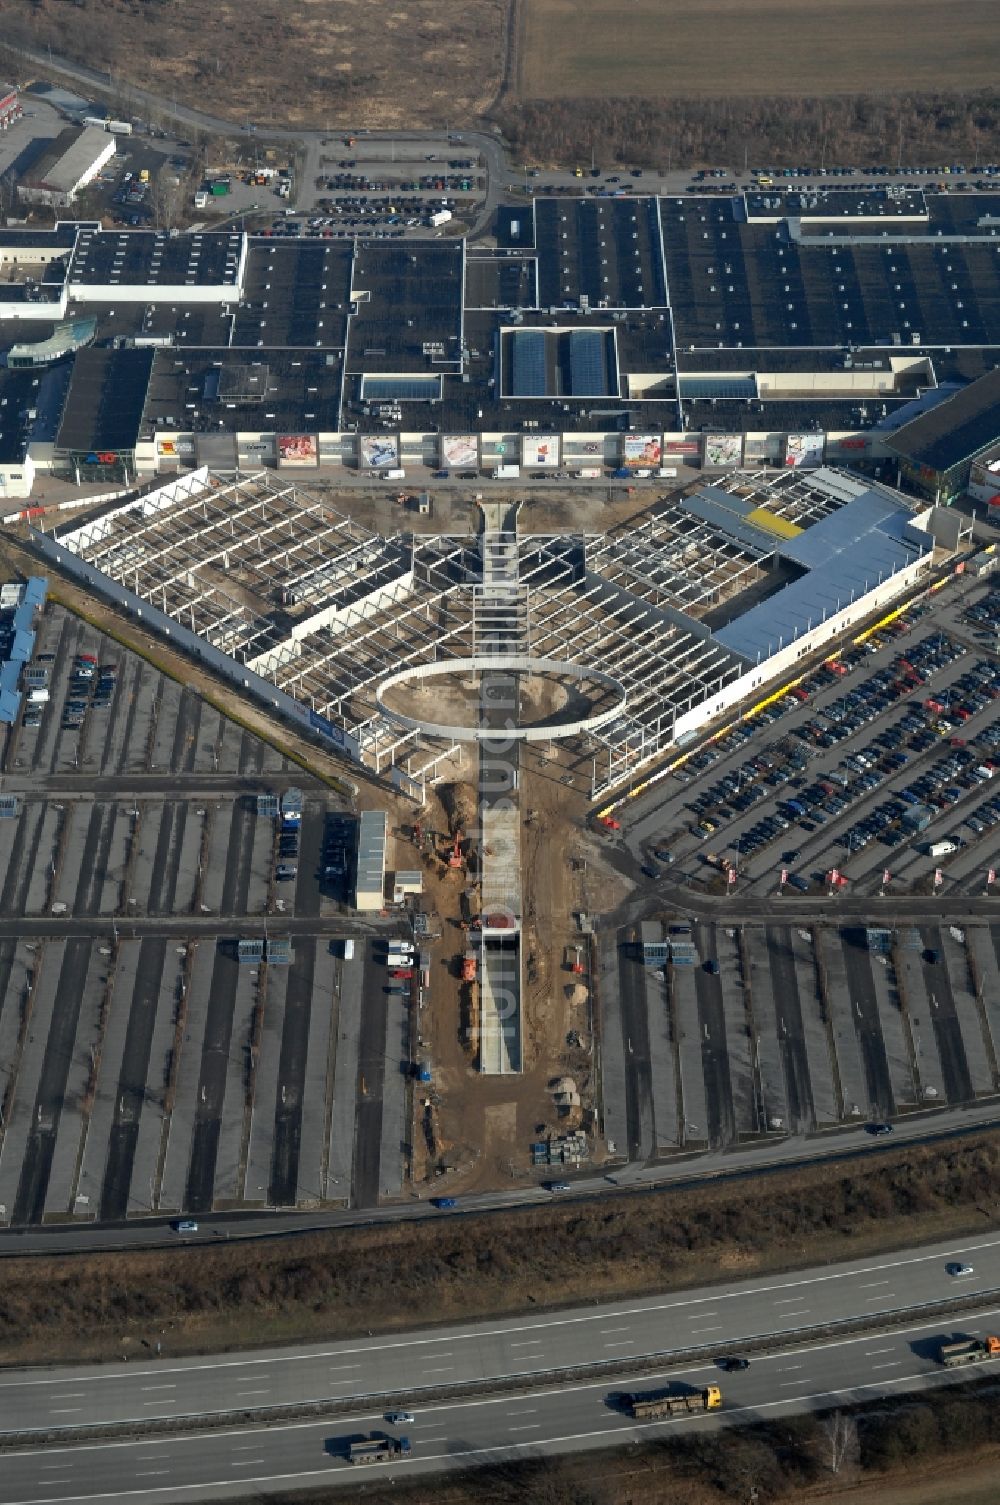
[518, 0, 1000, 99]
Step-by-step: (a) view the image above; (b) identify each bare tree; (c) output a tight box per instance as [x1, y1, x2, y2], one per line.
[821, 1409, 859, 1476]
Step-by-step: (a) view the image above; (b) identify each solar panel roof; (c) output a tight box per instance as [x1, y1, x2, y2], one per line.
[511, 329, 547, 397]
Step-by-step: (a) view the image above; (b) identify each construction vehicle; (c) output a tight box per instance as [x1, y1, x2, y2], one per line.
[348, 1435, 411, 1464]
[461, 952, 477, 982]
[937, 1335, 1000, 1367]
[619, 1385, 721, 1419]
[600, 816, 621, 831]
[448, 831, 464, 869]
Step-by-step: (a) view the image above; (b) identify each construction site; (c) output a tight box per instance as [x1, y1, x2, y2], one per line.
[25, 461, 950, 1193]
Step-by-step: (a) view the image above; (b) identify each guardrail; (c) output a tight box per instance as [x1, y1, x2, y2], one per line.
[2, 1285, 998, 1450]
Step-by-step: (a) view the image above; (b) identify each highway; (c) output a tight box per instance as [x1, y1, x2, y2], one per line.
[5, 1230, 1000, 1437]
[2, 1234, 1000, 1500]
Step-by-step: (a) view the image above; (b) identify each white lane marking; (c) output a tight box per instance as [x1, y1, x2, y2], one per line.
[779, 1380, 804, 1387]
[140, 1385, 177, 1392]
[50, 1395, 86, 1401]
[509, 1340, 542, 1349]
[235, 1390, 270, 1398]
[507, 1408, 537, 1416]
[866, 1347, 894, 1355]
[230, 1459, 266, 1466]
[777, 1365, 802, 1372]
[866, 1295, 894, 1303]
[327, 1364, 360, 1372]
[15, 1315, 1000, 1502]
[773, 1297, 805, 1306]
[861, 1280, 890, 1289]
[134, 1472, 168, 1479]
[601, 1327, 631, 1335]
[689, 1325, 721, 1334]
[49, 1409, 81, 1415]
[423, 1367, 453, 1375]
[15, 1234, 1000, 1394]
[509, 1423, 541, 1432]
[603, 1342, 634, 1349]
[142, 1401, 177, 1407]
[872, 1361, 902, 1370]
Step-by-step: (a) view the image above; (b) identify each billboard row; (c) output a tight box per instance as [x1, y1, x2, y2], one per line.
[623, 434, 662, 469]
[785, 433, 824, 468]
[360, 435, 398, 470]
[704, 434, 743, 468]
[277, 433, 318, 467]
[441, 434, 478, 469]
[521, 434, 560, 468]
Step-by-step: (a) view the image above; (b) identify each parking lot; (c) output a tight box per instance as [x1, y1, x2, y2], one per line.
[624, 573, 1000, 902]
[599, 913, 1000, 1160]
[0, 602, 411, 1225]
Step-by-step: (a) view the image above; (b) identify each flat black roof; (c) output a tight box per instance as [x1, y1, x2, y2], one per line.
[67, 228, 243, 289]
[141, 348, 343, 437]
[56, 347, 154, 453]
[235, 241, 352, 350]
[347, 241, 463, 372]
[884, 366, 1000, 472]
[535, 197, 667, 309]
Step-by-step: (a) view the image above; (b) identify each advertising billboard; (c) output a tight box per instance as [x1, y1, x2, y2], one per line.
[277, 433, 318, 468]
[623, 434, 662, 469]
[703, 433, 743, 468]
[521, 434, 560, 468]
[662, 438, 701, 458]
[785, 433, 824, 469]
[743, 434, 782, 464]
[441, 434, 478, 469]
[360, 435, 399, 471]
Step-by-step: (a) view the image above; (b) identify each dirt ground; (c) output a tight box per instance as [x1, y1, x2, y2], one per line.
[403, 754, 630, 1197]
[1, 0, 507, 130]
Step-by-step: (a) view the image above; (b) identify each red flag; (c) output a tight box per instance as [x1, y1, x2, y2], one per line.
[727, 866, 737, 885]
[780, 868, 788, 885]
[829, 868, 839, 885]
[883, 869, 891, 886]
[934, 868, 943, 887]
[989, 867, 996, 886]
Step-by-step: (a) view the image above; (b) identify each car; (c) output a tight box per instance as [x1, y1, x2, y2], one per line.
[864, 1122, 894, 1136]
[946, 1262, 975, 1277]
[718, 1356, 750, 1372]
[172, 1219, 199, 1233]
[275, 864, 297, 880]
[704, 958, 720, 974]
[545, 1181, 572, 1192]
[385, 1410, 415, 1425]
[431, 1196, 457, 1209]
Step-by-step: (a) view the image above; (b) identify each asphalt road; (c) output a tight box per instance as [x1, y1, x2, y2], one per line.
[4, 1233, 1000, 1500]
[1, 1097, 999, 1257]
[6, 1228, 1000, 1437]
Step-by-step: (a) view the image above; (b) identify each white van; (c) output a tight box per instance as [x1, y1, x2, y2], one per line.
[657, 466, 679, 478]
[27, 689, 49, 704]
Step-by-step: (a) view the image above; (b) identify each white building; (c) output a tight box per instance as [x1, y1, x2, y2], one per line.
[18, 127, 116, 209]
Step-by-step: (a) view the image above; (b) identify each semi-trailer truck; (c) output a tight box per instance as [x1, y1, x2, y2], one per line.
[937, 1335, 1000, 1367]
[492, 464, 520, 480]
[619, 1385, 721, 1419]
[348, 1435, 411, 1464]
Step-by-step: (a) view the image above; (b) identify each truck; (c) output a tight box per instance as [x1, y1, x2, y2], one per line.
[929, 840, 957, 858]
[937, 1335, 1000, 1367]
[209, 180, 230, 197]
[348, 1435, 411, 1465]
[492, 464, 520, 480]
[342, 939, 355, 961]
[619, 1385, 721, 1419]
[383, 468, 406, 481]
[574, 468, 602, 479]
[461, 952, 477, 982]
